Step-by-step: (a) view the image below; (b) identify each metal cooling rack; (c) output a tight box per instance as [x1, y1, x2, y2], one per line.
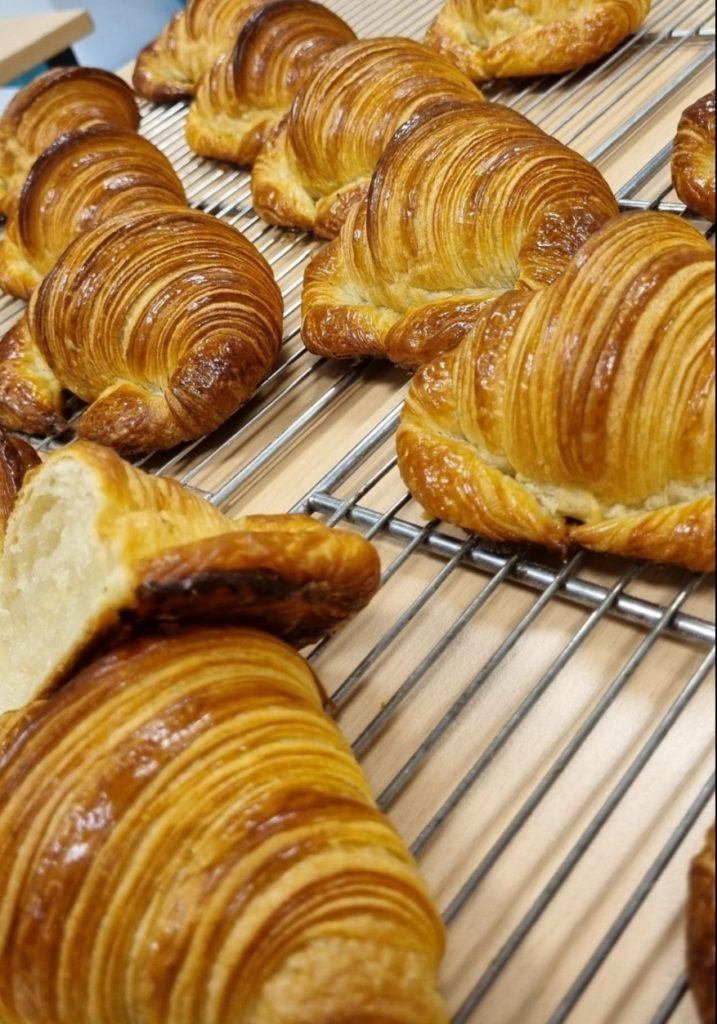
[0, 0, 714, 1020]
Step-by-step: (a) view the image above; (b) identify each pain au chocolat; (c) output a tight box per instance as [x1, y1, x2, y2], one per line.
[133, 0, 268, 103]
[673, 91, 716, 223]
[186, 0, 356, 166]
[397, 212, 715, 571]
[302, 101, 618, 367]
[0, 441, 381, 714]
[0, 68, 140, 216]
[425, 0, 651, 80]
[0, 626, 447, 1024]
[251, 39, 482, 239]
[0, 208, 283, 451]
[0, 126, 187, 300]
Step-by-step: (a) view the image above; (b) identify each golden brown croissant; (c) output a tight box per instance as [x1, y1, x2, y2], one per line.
[397, 212, 715, 571]
[303, 101, 619, 366]
[673, 91, 716, 223]
[425, 0, 651, 80]
[0, 207, 283, 450]
[0, 626, 447, 1024]
[0, 440, 381, 713]
[0, 125, 187, 300]
[133, 0, 267, 103]
[689, 826, 716, 1024]
[0, 68, 140, 216]
[186, 0, 356, 165]
[0, 429, 38, 544]
[251, 39, 482, 239]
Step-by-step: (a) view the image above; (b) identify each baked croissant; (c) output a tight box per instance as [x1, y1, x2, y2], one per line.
[0, 626, 447, 1024]
[186, 0, 356, 166]
[251, 39, 482, 239]
[425, 0, 651, 80]
[673, 91, 716, 223]
[133, 0, 267, 103]
[303, 100, 619, 366]
[0, 207, 283, 450]
[0, 126, 187, 300]
[397, 212, 715, 571]
[0, 440, 381, 714]
[0, 68, 140, 216]
[688, 826, 716, 1024]
[0, 429, 38, 544]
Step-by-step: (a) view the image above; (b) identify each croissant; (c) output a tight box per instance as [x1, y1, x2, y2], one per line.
[0, 625, 447, 1024]
[397, 212, 715, 571]
[0, 126, 187, 300]
[425, 0, 651, 80]
[0, 440, 381, 714]
[251, 39, 482, 239]
[0, 207, 283, 450]
[133, 0, 268, 103]
[186, 0, 356, 166]
[0, 68, 140, 216]
[0, 430, 38, 544]
[302, 101, 619, 366]
[688, 826, 716, 1024]
[673, 91, 716, 223]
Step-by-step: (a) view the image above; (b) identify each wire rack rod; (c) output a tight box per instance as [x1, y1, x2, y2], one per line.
[652, 976, 691, 1024]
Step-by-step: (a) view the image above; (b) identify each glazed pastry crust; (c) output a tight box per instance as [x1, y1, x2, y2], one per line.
[0, 627, 447, 1024]
[186, 0, 356, 165]
[688, 826, 716, 1024]
[133, 0, 267, 103]
[302, 101, 618, 366]
[673, 91, 716, 222]
[251, 39, 482, 239]
[0, 126, 187, 300]
[0, 430, 39, 544]
[0, 208, 284, 452]
[0, 441, 381, 707]
[425, 0, 651, 80]
[397, 212, 715, 570]
[0, 68, 139, 216]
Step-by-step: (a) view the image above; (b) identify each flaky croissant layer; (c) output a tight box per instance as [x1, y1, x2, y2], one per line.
[398, 212, 715, 570]
[0, 627, 447, 1024]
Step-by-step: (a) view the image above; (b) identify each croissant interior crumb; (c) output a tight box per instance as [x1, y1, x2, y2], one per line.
[0, 458, 132, 713]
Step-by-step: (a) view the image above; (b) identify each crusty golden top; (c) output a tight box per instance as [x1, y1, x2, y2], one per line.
[689, 826, 716, 1024]
[0, 125, 187, 300]
[133, 0, 267, 102]
[251, 38, 482, 238]
[0, 440, 382, 705]
[425, 0, 652, 80]
[398, 212, 715, 570]
[0, 627, 447, 1024]
[0, 208, 284, 452]
[673, 91, 716, 223]
[186, 0, 357, 166]
[0, 68, 140, 215]
[302, 100, 619, 366]
[0, 430, 39, 545]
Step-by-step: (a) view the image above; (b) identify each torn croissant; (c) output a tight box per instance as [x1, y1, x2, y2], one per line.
[133, 0, 268, 103]
[186, 0, 356, 165]
[425, 0, 651, 80]
[673, 91, 716, 223]
[0, 429, 39, 544]
[688, 826, 716, 1024]
[0, 441, 381, 714]
[302, 101, 619, 366]
[0, 207, 283, 451]
[0, 626, 447, 1024]
[251, 39, 481, 239]
[397, 212, 715, 571]
[0, 67, 140, 215]
[0, 125, 187, 300]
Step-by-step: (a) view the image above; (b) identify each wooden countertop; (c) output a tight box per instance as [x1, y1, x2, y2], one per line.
[0, 10, 94, 85]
